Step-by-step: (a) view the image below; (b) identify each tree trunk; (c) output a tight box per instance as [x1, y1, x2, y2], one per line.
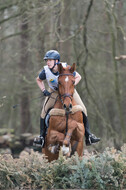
[19, 12, 32, 133]
[59, 0, 71, 63]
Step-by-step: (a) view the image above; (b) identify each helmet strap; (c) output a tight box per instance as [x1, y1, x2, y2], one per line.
[50, 60, 57, 71]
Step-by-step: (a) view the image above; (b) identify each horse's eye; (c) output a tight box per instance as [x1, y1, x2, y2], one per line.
[72, 81, 75, 84]
[58, 81, 61, 85]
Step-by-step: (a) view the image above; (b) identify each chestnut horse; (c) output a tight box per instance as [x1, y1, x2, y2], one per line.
[42, 63, 85, 162]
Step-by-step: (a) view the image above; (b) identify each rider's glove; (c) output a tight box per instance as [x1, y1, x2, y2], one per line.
[43, 89, 51, 96]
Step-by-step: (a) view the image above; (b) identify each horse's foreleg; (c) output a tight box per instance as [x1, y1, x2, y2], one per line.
[63, 120, 77, 146]
[47, 130, 65, 154]
[63, 130, 73, 146]
[48, 130, 65, 144]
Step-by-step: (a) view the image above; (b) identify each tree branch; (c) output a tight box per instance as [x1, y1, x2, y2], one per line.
[0, 1, 18, 11]
[0, 13, 21, 25]
[115, 55, 126, 60]
[0, 30, 30, 41]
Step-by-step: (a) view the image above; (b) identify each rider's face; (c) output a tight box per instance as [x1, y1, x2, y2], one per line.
[46, 59, 58, 69]
[45, 59, 55, 69]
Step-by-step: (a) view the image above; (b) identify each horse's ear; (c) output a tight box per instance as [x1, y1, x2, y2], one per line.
[58, 63, 63, 73]
[70, 63, 76, 73]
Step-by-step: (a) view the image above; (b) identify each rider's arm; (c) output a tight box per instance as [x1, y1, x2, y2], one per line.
[74, 71, 81, 86]
[36, 69, 46, 92]
[36, 77, 45, 92]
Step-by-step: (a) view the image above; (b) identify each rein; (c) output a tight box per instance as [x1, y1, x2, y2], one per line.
[65, 111, 69, 135]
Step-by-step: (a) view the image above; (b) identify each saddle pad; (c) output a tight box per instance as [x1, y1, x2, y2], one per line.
[49, 105, 83, 116]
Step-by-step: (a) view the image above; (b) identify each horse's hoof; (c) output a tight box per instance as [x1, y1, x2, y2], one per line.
[61, 145, 70, 155]
[48, 144, 59, 154]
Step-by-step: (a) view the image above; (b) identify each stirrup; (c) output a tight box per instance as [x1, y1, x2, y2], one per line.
[33, 136, 44, 148]
[85, 135, 92, 146]
[86, 134, 100, 146]
[90, 134, 100, 143]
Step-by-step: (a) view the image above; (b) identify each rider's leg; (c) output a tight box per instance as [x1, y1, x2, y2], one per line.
[83, 112, 100, 146]
[33, 89, 58, 147]
[73, 89, 87, 115]
[73, 89, 100, 146]
[33, 117, 45, 147]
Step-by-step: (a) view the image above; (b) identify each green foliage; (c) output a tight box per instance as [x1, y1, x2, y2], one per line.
[0, 144, 126, 189]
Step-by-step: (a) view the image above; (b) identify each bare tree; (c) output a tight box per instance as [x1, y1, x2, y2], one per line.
[19, 3, 32, 133]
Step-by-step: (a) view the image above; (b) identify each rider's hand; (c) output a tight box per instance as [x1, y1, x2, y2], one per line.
[43, 90, 51, 96]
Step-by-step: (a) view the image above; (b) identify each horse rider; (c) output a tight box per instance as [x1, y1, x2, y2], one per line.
[33, 50, 100, 147]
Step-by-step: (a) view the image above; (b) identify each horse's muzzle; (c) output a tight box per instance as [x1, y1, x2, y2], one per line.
[63, 103, 72, 112]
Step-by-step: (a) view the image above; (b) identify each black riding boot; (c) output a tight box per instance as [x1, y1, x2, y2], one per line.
[83, 112, 100, 146]
[33, 118, 45, 147]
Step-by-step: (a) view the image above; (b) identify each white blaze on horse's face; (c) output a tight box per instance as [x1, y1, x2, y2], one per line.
[65, 76, 69, 82]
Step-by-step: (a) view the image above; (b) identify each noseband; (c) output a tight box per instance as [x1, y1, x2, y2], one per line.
[58, 73, 74, 104]
[59, 73, 74, 77]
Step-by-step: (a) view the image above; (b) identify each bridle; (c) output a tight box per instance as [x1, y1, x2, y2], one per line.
[58, 73, 74, 105]
[58, 73, 75, 136]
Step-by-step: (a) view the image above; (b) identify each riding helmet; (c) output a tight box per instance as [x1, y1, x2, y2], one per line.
[44, 50, 60, 61]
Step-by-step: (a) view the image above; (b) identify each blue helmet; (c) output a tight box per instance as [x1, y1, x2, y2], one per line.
[44, 50, 60, 61]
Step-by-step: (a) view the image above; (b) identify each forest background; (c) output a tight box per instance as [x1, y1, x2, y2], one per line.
[0, 0, 126, 152]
